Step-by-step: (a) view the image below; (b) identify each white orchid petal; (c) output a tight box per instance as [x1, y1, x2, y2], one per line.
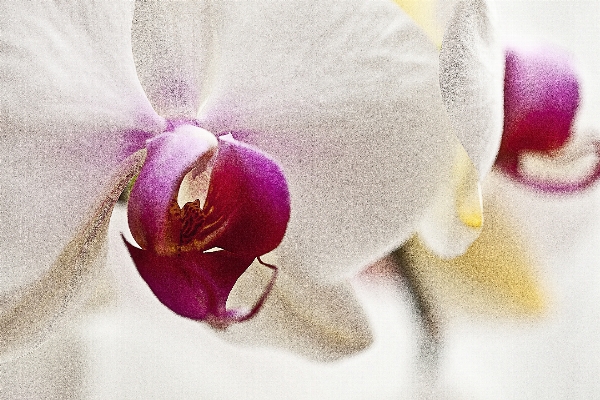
[0, 1, 162, 359]
[132, 0, 212, 118]
[193, 0, 458, 282]
[221, 263, 373, 361]
[0, 152, 145, 362]
[439, 0, 504, 178]
[418, 141, 483, 258]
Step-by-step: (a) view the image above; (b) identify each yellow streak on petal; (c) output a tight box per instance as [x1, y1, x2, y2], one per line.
[453, 145, 484, 228]
[406, 199, 546, 317]
[393, 0, 442, 47]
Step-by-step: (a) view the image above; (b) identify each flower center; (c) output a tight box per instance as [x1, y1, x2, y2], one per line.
[180, 199, 206, 246]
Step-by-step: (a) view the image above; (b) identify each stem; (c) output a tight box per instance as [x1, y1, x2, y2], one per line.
[390, 246, 442, 386]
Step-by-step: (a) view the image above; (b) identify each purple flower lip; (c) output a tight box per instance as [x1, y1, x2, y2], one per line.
[122, 121, 291, 329]
[496, 45, 600, 194]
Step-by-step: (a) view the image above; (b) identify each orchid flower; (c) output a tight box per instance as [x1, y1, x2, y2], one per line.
[130, 0, 505, 356]
[419, 2, 600, 397]
[395, 2, 600, 390]
[495, 42, 600, 194]
[1, 0, 503, 362]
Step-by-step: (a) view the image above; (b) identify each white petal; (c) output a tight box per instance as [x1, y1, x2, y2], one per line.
[132, 0, 212, 118]
[0, 1, 162, 359]
[221, 264, 374, 361]
[0, 152, 146, 362]
[439, 0, 504, 178]
[418, 140, 483, 258]
[194, 0, 458, 282]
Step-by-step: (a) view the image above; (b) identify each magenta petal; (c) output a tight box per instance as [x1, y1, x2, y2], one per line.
[123, 237, 254, 323]
[497, 140, 600, 194]
[499, 46, 580, 159]
[127, 125, 217, 252]
[200, 135, 291, 256]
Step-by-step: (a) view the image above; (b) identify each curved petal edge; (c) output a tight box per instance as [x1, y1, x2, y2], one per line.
[440, 0, 504, 178]
[0, 150, 146, 363]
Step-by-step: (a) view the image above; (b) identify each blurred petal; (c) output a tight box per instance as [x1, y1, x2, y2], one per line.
[514, 139, 600, 194]
[193, 0, 459, 282]
[406, 171, 546, 317]
[0, 1, 163, 359]
[439, 0, 504, 178]
[132, 0, 212, 118]
[220, 258, 374, 362]
[418, 141, 482, 258]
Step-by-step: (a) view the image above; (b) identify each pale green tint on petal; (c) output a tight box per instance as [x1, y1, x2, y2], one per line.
[193, 0, 458, 282]
[0, 1, 162, 359]
[494, 1, 600, 139]
[132, 0, 213, 119]
[439, 0, 504, 178]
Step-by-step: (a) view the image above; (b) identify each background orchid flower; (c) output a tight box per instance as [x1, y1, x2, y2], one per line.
[494, 31, 600, 194]
[403, 0, 600, 321]
[393, 1, 600, 397]
[394, 0, 597, 335]
[0, 1, 164, 361]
